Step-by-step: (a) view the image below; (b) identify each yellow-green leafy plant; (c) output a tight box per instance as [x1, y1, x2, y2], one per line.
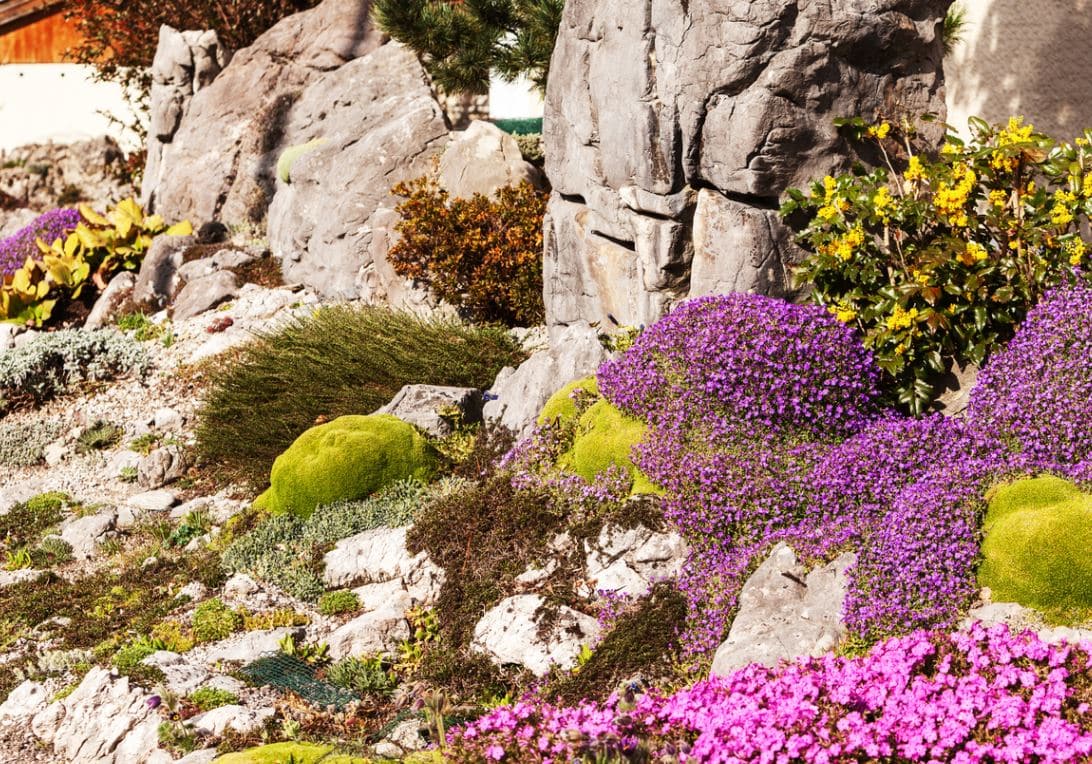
[782, 116, 1092, 413]
[1, 199, 191, 327]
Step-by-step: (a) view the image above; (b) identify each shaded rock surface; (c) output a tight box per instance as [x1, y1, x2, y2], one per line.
[0, 137, 132, 214]
[146, 0, 388, 227]
[710, 543, 856, 676]
[268, 42, 450, 303]
[376, 384, 484, 438]
[542, 0, 952, 329]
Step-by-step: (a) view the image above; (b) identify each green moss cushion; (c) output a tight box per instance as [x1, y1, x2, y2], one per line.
[214, 743, 365, 764]
[254, 414, 436, 518]
[978, 475, 1092, 617]
[562, 399, 659, 495]
[538, 376, 599, 427]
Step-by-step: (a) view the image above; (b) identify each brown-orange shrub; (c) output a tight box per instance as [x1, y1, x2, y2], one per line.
[389, 177, 547, 326]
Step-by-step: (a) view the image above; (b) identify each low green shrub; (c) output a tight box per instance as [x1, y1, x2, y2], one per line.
[0, 329, 148, 414]
[188, 686, 240, 711]
[0, 416, 64, 466]
[222, 480, 435, 601]
[324, 655, 395, 696]
[30, 537, 73, 567]
[113, 635, 166, 673]
[196, 305, 524, 486]
[562, 399, 655, 495]
[253, 414, 437, 518]
[978, 475, 1092, 622]
[0, 492, 69, 551]
[212, 743, 363, 764]
[75, 420, 123, 454]
[317, 590, 360, 616]
[389, 177, 548, 326]
[192, 598, 243, 643]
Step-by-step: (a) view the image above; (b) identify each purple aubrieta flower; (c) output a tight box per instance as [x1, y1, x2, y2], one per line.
[0, 207, 81, 277]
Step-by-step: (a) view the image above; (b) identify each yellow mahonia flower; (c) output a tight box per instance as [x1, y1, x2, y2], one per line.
[828, 302, 857, 323]
[817, 204, 839, 222]
[873, 186, 893, 221]
[904, 155, 925, 182]
[1055, 189, 1077, 205]
[989, 189, 1009, 209]
[832, 226, 866, 261]
[1051, 204, 1074, 226]
[934, 163, 976, 227]
[894, 342, 908, 356]
[911, 269, 931, 285]
[959, 241, 989, 265]
[885, 305, 919, 332]
[1084, 174, 1092, 198]
[867, 122, 891, 140]
[823, 175, 837, 201]
[998, 116, 1034, 146]
[1065, 238, 1087, 266]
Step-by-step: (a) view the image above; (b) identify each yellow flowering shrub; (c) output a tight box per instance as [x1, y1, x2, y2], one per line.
[783, 116, 1092, 413]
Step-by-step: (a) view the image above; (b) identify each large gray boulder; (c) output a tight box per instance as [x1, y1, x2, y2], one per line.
[267, 42, 450, 302]
[710, 544, 856, 676]
[141, 25, 229, 210]
[543, 0, 952, 329]
[438, 121, 546, 199]
[0, 137, 132, 213]
[146, 0, 389, 227]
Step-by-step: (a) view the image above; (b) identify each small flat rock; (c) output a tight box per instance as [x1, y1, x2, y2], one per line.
[153, 407, 184, 432]
[61, 511, 117, 559]
[375, 384, 484, 438]
[472, 594, 600, 676]
[125, 490, 178, 512]
[190, 705, 274, 736]
[325, 608, 410, 659]
[0, 680, 49, 722]
[0, 568, 43, 588]
[197, 627, 303, 665]
[323, 526, 422, 588]
[172, 270, 238, 322]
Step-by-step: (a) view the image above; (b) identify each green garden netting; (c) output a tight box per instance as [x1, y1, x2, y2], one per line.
[241, 654, 359, 710]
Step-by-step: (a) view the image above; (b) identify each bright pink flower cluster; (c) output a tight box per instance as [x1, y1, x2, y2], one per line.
[447, 623, 1092, 763]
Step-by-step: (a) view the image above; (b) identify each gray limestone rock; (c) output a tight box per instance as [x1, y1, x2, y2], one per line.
[582, 524, 688, 599]
[137, 445, 189, 490]
[542, 0, 951, 328]
[84, 271, 136, 330]
[31, 667, 159, 764]
[472, 594, 600, 676]
[131, 234, 195, 312]
[710, 543, 856, 676]
[376, 384, 484, 438]
[482, 322, 608, 438]
[438, 121, 546, 199]
[0, 137, 132, 215]
[60, 512, 117, 560]
[142, 25, 230, 209]
[268, 42, 450, 303]
[147, 0, 389, 227]
[171, 270, 239, 321]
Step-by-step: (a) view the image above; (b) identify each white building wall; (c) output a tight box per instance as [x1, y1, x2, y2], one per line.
[489, 75, 544, 120]
[945, 0, 1092, 141]
[0, 64, 142, 152]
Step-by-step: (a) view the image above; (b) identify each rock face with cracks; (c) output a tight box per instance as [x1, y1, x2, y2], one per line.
[542, 0, 952, 329]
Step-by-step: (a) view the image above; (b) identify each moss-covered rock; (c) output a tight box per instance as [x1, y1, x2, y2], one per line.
[562, 399, 658, 495]
[214, 743, 368, 764]
[537, 376, 598, 426]
[254, 414, 437, 518]
[978, 475, 1092, 620]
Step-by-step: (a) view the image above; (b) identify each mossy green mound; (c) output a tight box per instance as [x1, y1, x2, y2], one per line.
[538, 375, 598, 427]
[214, 743, 367, 764]
[562, 399, 658, 495]
[254, 414, 437, 518]
[978, 475, 1092, 620]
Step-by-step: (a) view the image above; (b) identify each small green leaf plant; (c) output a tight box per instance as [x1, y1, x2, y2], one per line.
[782, 116, 1092, 413]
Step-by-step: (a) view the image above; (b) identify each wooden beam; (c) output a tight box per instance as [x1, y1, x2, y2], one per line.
[0, 0, 67, 36]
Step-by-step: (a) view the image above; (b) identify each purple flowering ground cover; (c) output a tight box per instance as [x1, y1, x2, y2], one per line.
[447, 623, 1092, 763]
[597, 289, 1092, 650]
[0, 208, 81, 276]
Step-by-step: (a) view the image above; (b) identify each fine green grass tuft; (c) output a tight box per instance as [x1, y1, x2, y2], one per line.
[195, 305, 525, 486]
